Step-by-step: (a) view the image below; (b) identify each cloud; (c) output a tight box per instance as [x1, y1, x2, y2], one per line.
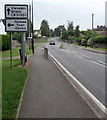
[0, 0, 106, 30]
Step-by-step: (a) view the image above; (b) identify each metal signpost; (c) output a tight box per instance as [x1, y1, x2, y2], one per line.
[10, 32, 12, 68]
[5, 4, 28, 67]
[32, 0, 34, 54]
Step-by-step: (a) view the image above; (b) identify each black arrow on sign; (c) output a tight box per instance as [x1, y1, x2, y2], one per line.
[8, 23, 14, 27]
[7, 8, 10, 15]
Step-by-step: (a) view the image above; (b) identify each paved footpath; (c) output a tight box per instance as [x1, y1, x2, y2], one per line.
[18, 47, 98, 118]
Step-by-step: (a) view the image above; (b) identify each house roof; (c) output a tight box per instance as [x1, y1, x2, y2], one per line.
[80, 33, 85, 37]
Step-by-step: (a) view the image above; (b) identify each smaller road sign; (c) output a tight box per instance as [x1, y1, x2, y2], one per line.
[5, 4, 28, 19]
[5, 19, 28, 32]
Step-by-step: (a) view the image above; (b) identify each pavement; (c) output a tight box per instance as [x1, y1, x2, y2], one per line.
[18, 47, 98, 118]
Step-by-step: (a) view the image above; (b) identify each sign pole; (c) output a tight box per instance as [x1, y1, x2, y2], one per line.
[21, 32, 25, 67]
[32, 0, 34, 54]
[5, 4, 28, 67]
[10, 32, 12, 68]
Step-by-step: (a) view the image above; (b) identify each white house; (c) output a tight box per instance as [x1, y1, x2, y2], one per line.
[0, 19, 6, 34]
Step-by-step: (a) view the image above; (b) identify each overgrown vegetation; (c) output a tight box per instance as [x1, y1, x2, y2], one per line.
[94, 36, 107, 44]
[12, 32, 21, 42]
[52, 21, 106, 49]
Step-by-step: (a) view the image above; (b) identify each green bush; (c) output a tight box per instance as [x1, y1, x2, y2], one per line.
[81, 39, 87, 46]
[12, 32, 21, 42]
[61, 31, 68, 40]
[87, 38, 93, 46]
[94, 36, 107, 44]
[76, 36, 84, 44]
[1, 34, 10, 51]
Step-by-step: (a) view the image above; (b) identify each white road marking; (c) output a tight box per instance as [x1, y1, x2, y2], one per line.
[49, 52, 107, 118]
[61, 49, 106, 67]
[91, 61, 106, 67]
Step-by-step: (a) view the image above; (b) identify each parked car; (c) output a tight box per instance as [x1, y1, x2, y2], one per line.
[49, 40, 55, 45]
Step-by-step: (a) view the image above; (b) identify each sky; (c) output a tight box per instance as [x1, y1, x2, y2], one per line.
[0, 0, 106, 32]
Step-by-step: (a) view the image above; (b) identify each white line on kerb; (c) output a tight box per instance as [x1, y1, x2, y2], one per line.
[49, 52, 107, 118]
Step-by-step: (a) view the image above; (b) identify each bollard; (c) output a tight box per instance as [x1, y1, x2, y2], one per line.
[19, 49, 22, 64]
[44, 47, 48, 57]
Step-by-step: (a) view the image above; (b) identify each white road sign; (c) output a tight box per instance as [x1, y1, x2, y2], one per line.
[5, 19, 28, 32]
[5, 5, 28, 19]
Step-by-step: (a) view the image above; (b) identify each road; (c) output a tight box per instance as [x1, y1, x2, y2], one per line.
[45, 37, 106, 106]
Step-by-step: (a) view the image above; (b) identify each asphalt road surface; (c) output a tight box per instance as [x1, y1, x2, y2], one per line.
[46, 37, 106, 106]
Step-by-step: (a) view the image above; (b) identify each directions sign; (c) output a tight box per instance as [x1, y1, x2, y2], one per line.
[5, 4, 28, 19]
[5, 19, 28, 32]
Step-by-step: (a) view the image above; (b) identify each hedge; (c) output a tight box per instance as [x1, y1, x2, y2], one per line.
[76, 36, 84, 43]
[0, 34, 10, 51]
[94, 36, 107, 44]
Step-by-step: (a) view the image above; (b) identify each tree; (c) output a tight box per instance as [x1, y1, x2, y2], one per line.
[54, 25, 66, 37]
[54, 27, 61, 37]
[75, 25, 80, 37]
[61, 31, 68, 40]
[67, 21, 74, 31]
[50, 29, 55, 37]
[40, 20, 50, 37]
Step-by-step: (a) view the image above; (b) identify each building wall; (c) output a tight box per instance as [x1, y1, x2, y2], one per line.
[94, 43, 106, 49]
[0, 21, 6, 34]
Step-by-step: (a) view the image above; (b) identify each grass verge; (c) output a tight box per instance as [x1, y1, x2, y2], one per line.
[2, 44, 44, 58]
[72, 44, 107, 51]
[35, 40, 49, 44]
[86, 46, 107, 51]
[35, 45, 43, 48]
[2, 59, 28, 119]
[0, 60, 2, 120]
[2, 45, 32, 58]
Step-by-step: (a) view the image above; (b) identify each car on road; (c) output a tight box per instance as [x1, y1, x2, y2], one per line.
[49, 40, 55, 45]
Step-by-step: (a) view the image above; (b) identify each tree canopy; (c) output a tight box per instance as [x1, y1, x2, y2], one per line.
[40, 20, 50, 37]
[67, 21, 74, 31]
[54, 25, 66, 37]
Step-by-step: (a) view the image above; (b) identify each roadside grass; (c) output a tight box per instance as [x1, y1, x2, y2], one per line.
[0, 59, 2, 119]
[35, 40, 49, 44]
[86, 46, 107, 51]
[35, 45, 43, 47]
[2, 45, 32, 58]
[2, 44, 44, 58]
[2, 59, 28, 119]
[71, 43, 107, 51]
[2, 47, 20, 58]
[26, 44, 32, 55]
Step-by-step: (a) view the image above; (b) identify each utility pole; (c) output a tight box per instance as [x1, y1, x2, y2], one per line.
[92, 14, 94, 47]
[32, 0, 34, 54]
